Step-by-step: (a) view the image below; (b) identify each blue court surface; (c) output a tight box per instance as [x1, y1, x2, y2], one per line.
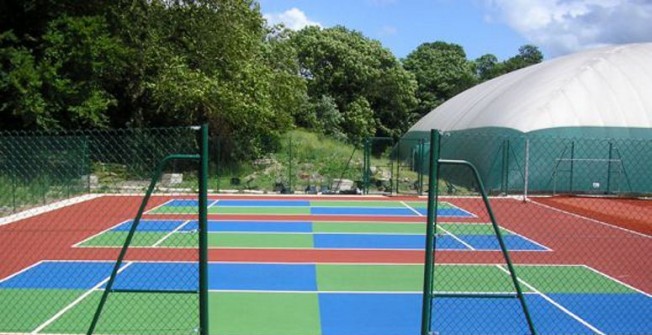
[2, 261, 650, 335]
[101, 219, 548, 251]
[152, 199, 475, 217]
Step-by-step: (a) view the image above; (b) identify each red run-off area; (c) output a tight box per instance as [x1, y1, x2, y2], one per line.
[0, 195, 650, 294]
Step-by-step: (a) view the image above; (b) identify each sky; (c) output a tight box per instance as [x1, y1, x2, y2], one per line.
[259, 0, 652, 60]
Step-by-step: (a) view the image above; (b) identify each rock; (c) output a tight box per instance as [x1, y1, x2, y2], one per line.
[331, 178, 354, 191]
[160, 173, 183, 185]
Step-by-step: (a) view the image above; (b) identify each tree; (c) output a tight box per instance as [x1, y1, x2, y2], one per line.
[291, 26, 417, 142]
[403, 42, 477, 118]
[502, 44, 543, 73]
[475, 53, 500, 81]
[0, 14, 128, 130]
[476, 45, 544, 82]
[109, 0, 303, 159]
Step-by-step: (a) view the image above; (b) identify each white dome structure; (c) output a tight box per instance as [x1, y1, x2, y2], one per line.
[402, 43, 652, 195]
[408, 43, 652, 137]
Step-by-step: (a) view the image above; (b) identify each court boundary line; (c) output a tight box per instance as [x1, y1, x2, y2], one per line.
[71, 218, 131, 247]
[402, 201, 481, 251]
[142, 198, 174, 214]
[152, 220, 192, 247]
[0, 194, 103, 227]
[206, 289, 545, 295]
[71, 219, 188, 248]
[0, 260, 44, 283]
[31, 262, 134, 334]
[580, 265, 651, 297]
[495, 264, 605, 335]
[499, 226, 552, 252]
[528, 199, 651, 239]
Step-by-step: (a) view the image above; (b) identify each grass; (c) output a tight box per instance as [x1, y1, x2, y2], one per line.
[0, 129, 472, 217]
[213, 129, 439, 194]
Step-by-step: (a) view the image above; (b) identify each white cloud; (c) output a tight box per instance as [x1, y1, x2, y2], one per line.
[263, 8, 321, 31]
[485, 0, 652, 57]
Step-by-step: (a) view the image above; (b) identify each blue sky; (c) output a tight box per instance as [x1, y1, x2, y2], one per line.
[259, 0, 652, 60]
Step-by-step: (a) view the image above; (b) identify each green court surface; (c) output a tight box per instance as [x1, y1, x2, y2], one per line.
[211, 292, 320, 335]
[1, 263, 643, 335]
[77, 223, 511, 248]
[146, 200, 458, 215]
[44, 293, 198, 334]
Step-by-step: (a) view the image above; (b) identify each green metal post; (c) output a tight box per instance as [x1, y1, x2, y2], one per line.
[395, 141, 401, 194]
[418, 139, 425, 196]
[215, 136, 221, 192]
[85, 136, 91, 194]
[288, 136, 293, 192]
[86, 153, 199, 335]
[501, 139, 510, 194]
[199, 124, 209, 335]
[569, 141, 575, 192]
[607, 142, 613, 194]
[11, 160, 17, 213]
[420, 130, 440, 335]
[439, 159, 538, 335]
[363, 138, 370, 195]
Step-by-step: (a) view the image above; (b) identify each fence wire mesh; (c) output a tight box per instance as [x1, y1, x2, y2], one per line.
[213, 130, 364, 195]
[421, 131, 652, 335]
[0, 127, 202, 335]
[1, 127, 651, 335]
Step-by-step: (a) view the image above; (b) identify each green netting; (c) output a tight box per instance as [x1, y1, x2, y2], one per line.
[0, 126, 206, 335]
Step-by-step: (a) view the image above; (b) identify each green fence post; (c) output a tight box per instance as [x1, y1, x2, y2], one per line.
[363, 138, 370, 195]
[288, 136, 293, 192]
[395, 141, 401, 194]
[570, 141, 575, 192]
[607, 142, 613, 194]
[86, 153, 200, 335]
[418, 139, 425, 196]
[11, 154, 17, 213]
[501, 139, 509, 194]
[199, 124, 209, 335]
[421, 129, 440, 335]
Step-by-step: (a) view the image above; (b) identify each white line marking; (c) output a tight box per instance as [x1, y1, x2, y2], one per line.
[0, 260, 44, 283]
[499, 226, 552, 252]
[152, 220, 192, 247]
[0, 194, 103, 227]
[495, 265, 606, 335]
[31, 262, 134, 334]
[580, 265, 651, 297]
[401, 201, 476, 250]
[72, 219, 132, 247]
[207, 289, 543, 295]
[143, 198, 175, 214]
[400, 201, 423, 216]
[529, 199, 651, 239]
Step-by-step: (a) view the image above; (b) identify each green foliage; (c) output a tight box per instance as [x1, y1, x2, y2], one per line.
[403, 42, 477, 118]
[0, 15, 126, 130]
[291, 26, 417, 141]
[0, 32, 49, 128]
[475, 45, 544, 81]
[0, 1, 545, 164]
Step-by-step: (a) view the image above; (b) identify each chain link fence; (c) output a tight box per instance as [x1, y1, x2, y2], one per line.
[0, 127, 204, 334]
[212, 130, 364, 195]
[1, 127, 650, 335]
[421, 130, 651, 335]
